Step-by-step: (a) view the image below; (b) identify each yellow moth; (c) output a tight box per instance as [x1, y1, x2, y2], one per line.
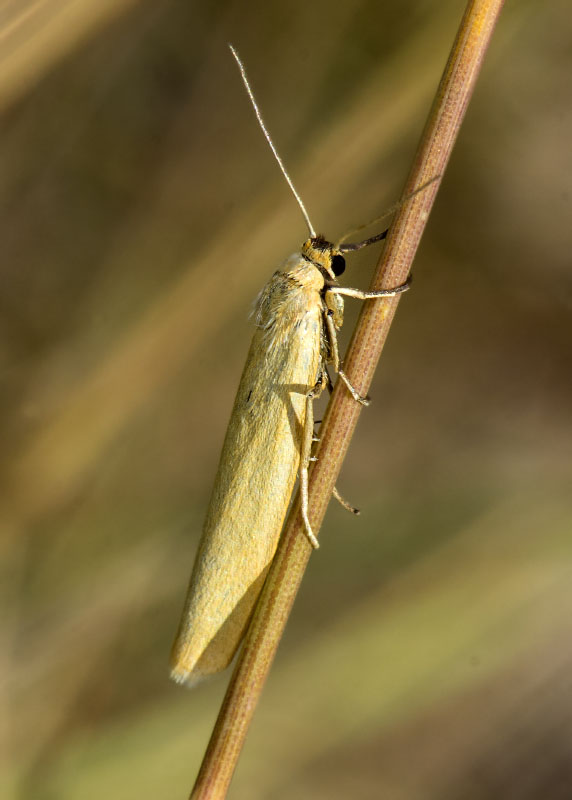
[170, 46, 409, 685]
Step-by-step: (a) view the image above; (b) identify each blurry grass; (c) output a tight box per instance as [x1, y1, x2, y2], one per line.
[0, 0, 141, 109]
[12, 486, 570, 799]
[2, 1, 455, 536]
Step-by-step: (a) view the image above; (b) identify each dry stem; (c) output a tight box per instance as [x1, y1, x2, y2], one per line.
[190, 0, 506, 796]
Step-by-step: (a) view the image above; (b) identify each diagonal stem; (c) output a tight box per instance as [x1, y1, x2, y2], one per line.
[190, 1, 506, 796]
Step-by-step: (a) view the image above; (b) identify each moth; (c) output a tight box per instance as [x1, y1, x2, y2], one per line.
[170, 47, 409, 685]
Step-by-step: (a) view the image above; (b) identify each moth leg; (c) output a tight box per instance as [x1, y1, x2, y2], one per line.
[328, 277, 411, 301]
[333, 487, 360, 516]
[338, 371, 370, 406]
[325, 309, 370, 406]
[324, 366, 335, 394]
[319, 367, 361, 516]
[300, 389, 320, 549]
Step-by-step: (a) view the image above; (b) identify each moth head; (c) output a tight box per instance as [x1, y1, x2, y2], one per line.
[301, 236, 346, 281]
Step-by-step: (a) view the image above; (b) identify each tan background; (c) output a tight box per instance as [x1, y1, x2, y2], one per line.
[2, 1, 571, 798]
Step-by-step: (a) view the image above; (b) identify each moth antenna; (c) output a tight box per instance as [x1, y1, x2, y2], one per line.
[336, 175, 441, 249]
[229, 44, 316, 238]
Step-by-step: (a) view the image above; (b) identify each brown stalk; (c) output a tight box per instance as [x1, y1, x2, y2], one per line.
[190, 0, 505, 796]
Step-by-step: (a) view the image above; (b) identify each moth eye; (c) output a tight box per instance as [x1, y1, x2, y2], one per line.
[331, 254, 346, 276]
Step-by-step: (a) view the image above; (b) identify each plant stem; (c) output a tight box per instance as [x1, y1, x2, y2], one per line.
[190, 1, 505, 796]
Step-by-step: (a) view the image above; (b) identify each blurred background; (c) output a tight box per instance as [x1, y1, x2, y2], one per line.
[1, 0, 571, 798]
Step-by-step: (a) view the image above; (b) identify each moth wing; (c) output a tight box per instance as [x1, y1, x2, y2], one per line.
[171, 284, 323, 685]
